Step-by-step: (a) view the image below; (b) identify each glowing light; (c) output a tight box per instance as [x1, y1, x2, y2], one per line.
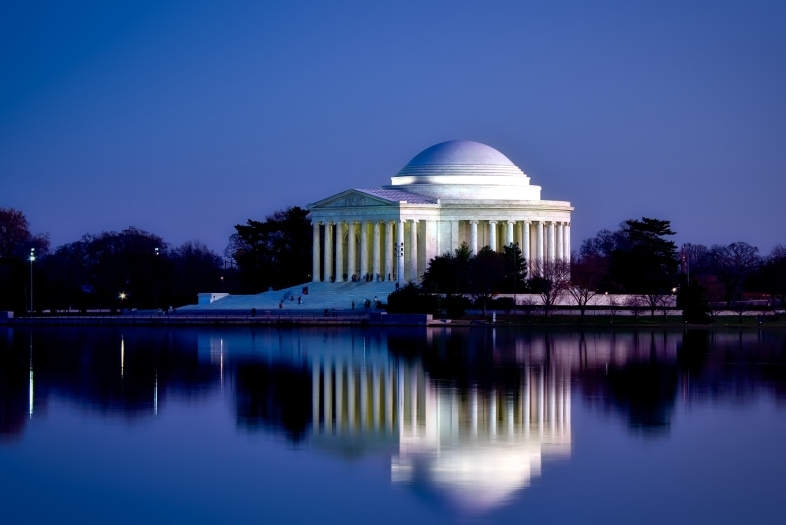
[119, 292, 127, 300]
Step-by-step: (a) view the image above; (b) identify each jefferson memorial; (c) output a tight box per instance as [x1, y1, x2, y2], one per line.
[308, 140, 573, 283]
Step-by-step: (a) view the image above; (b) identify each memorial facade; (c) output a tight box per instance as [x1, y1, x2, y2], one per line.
[307, 140, 573, 283]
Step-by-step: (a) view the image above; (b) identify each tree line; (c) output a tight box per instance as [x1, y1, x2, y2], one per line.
[2, 204, 784, 319]
[0, 206, 312, 313]
[390, 217, 786, 322]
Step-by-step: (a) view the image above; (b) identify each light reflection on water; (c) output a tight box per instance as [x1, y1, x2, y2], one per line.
[1, 327, 786, 523]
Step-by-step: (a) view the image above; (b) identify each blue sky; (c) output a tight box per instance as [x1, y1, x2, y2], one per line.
[2, 0, 785, 253]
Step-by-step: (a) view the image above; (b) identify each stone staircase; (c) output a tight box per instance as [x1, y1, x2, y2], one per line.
[178, 281, 398, 313]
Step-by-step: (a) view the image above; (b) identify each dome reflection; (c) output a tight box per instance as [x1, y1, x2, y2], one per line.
[308, 340, 571, 512]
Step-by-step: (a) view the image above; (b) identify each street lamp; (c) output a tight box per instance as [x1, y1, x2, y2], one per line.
[29, 248, 35, 313]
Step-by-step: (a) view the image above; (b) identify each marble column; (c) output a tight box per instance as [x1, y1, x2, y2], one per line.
[522, 221, 531, 269]
[312, 222, 320, 282]
[469, 221, 478, 255]
[409, 220, 418, 281]
[372, 222, 381, 280]
[324, 221, 333, 282]
[396, 220, 405, 283]
[335, 221, 344, 282]
[506, 221, 515, 247]
[488, 221, 497, 251]
[548, 221, 556, 262]
[385, 221, 393, 281]
[360, 221, 369, 279]
[564, 222, 571, 263]
[348, 221, 357, 281]
[536, 221, 544, 269]
[556, 222, 563, 261]
[450, 220, 459, 252]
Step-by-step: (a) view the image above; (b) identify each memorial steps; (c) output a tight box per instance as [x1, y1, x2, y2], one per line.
[179, 281, 397, 313]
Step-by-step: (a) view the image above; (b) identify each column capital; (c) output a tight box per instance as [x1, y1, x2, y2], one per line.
[507, 220, 516, 225]
[469, 220, 478, 225]
[488, 220, 498, 225]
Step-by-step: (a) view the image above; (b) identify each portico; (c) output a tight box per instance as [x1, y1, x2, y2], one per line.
[308, 141, 573, 283]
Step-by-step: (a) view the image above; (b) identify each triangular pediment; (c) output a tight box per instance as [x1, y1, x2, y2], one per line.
[309, 189, 396, 209]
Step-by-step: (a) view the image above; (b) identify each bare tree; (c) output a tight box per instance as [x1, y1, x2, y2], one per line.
[642, 292, 671, 318]
[520, 296, 538, 320]
[760, 244, 786, 313]
[607, 295, 620, 321]
[658, 295, 673, 319]
[625, 295, 645, 320]
[529, 259, 571, 317]
[708, 242, 761, 306]
[567, 254, 603, 320]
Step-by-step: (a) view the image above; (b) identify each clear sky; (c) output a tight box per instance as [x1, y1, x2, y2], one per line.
[2, 0, 785, 254]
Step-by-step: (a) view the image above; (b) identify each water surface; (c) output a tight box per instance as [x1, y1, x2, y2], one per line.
[1, 326, 785, 524]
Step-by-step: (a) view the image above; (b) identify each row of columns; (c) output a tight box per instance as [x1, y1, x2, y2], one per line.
[313, 219, 412, 283]
[469, 219, 570, 262]
[313, 218, 570, 283]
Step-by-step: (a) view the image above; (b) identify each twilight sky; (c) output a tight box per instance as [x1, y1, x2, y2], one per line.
[2, 0, 785, 254]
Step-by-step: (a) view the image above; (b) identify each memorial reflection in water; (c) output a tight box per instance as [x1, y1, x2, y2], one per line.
[309, 353, 570, 510]
[4, 326, 786, 517]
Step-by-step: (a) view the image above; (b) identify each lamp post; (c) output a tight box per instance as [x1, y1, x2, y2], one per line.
[154, 247, 160, 309]
[682, 243, 692, 283]
[29, 248, 35, 313]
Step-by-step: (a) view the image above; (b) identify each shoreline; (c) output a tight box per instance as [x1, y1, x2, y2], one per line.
[5, 314, 784, 330]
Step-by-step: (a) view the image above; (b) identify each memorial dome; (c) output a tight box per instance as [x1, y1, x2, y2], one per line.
[395, 140, 524, 178]
[388, 140, 539, 199]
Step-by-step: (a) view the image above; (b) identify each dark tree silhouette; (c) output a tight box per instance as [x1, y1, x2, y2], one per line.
[227, 206, 311, 293]
[707, 242, 761, 306]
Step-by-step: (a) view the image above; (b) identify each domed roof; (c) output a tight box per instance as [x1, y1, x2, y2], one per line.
[395, 140, 524, 178]
[405, 140, 515, 167]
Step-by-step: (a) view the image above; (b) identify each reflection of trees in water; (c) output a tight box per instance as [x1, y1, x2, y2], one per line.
[0, 327, 219, 440]
[579, 362, 677, 435]
[4, 327, 786, 444]
[0, 334, 29, 441]
[388, 329, 529, 394]
[678, 329, 786, 402]
[234, 361, 312, 442]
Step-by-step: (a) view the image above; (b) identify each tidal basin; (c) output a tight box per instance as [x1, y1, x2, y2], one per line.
[1, 326, 785, 524]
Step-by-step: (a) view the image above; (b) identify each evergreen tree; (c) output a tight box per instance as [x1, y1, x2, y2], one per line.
[608, 217, 678, 294]
[227, 207, 312, 293]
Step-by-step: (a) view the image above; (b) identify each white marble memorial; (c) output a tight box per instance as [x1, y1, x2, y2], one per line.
[308, 140, 573, 283]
